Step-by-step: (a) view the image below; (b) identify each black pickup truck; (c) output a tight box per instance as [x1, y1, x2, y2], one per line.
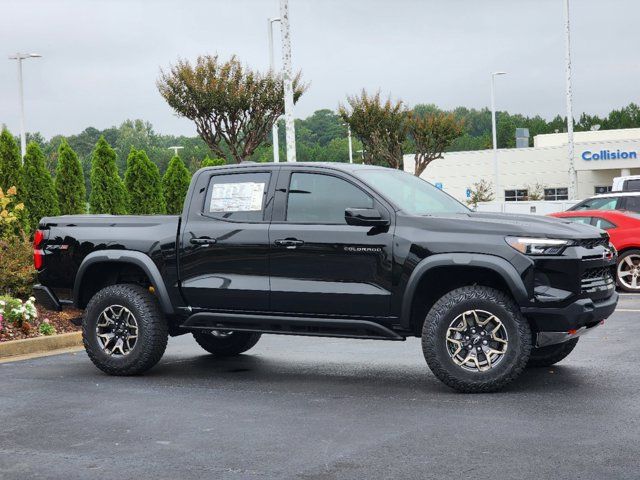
[33, 162, 618, 392]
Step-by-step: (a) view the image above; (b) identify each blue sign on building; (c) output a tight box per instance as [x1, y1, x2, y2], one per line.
[581, 149, 638, 161]
[435, 182, 443, 190]
[466, 188, 472, 198]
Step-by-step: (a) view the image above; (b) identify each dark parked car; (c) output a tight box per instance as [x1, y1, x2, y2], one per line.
[33, 163, 618, 392]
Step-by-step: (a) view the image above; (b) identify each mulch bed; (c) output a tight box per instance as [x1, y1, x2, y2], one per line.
[0, 305, 83, 343]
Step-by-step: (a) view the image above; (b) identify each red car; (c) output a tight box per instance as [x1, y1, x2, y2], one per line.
[550, 210, 640, 292]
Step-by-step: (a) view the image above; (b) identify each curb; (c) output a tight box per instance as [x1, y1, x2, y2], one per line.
[0, 331, 83, 360]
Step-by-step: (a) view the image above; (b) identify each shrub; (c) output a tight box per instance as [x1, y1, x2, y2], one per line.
[23, 142, 60, 231]
[55, 139, 86, 214]
[38, 320, 56, 336]
[162, 156, 191, 214]
[200, 156, 226, 168]
[0, 296, 37, 327]
[0, 127, 25, 200]
[89, 136, 128, 214]
[124, 148, 166, 214]
[0, 186, 28, 239]
[0, 232, 36, 298]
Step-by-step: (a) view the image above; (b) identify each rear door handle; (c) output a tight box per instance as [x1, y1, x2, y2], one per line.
[274, 238, 304, 249]
[190, 237, 217, 246]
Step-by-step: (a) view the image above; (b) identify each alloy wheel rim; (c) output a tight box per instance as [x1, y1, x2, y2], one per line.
[211, 330, 233, 338]
[617, 255, 640, 290]
[96, 305, 139, 356]
[445, 309, 508, 372]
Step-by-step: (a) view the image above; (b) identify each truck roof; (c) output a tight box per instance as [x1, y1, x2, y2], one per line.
[198, 162, 390, 173]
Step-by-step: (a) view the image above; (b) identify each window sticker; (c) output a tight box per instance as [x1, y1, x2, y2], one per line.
[209, 182, 265, 212]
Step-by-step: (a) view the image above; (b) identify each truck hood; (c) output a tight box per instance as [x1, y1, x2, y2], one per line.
[406, 211, 605, 240]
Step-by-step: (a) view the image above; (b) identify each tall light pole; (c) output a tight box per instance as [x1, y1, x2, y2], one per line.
[8, 52, 42, 161]
[168, 146, 184, 156]
[279, 0, 296, 162]
[342, 123, 353, 163]
[564, 0, 577, 200]
[268, 17, 281, 163]
[491, 71, 507, 201]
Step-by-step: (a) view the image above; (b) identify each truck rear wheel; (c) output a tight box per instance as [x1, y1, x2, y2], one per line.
[192, 331, 261, 357]
[422, 286, 531, 393]
[527, 338, 579, 368]
[83, 284, 168, 375]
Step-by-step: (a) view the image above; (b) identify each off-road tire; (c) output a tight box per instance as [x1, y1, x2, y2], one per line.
[422, 286, 531, 393]
[193, 331, 261, 357]
[527, 338, 579, 368]
[83, 284, 168, 375]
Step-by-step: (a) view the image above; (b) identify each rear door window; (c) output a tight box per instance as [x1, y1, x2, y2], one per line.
[621, 196, 640, 213]
[205, 172, 271, 222]
[572, 197, 619, 211]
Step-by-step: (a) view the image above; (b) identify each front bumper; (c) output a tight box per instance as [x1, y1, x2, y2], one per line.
[522, 291, 618, 347]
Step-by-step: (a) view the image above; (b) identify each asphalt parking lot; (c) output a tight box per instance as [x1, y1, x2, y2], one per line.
[1, 295, 639, 480]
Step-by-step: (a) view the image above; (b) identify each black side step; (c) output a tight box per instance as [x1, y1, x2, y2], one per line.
[180, 312, 405, 341]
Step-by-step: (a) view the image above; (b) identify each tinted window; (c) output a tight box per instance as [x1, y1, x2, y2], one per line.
[206, 172, 270, 222]
[624, 179, 640, 191]
[623, 196, 640, 213]
[286, 173, 373, 224]
[572, 197, 618, 211]
[593, 217, 616, 230]
[565, 216, 592, 225]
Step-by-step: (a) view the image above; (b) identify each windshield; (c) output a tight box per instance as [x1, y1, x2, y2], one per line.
[356, 169, 469, 215]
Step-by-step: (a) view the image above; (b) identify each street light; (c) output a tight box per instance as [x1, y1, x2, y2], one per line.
[8, 52, 42, 161]
[342, 123, 353, 163]
[491, 71, 507, 201]
[168, 146, 184, 156]
[268, 16, 281, 163]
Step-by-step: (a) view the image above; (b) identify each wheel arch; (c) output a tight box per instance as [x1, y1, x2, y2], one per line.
[73, 250, 174, 315]
[400, 253, 529, 335]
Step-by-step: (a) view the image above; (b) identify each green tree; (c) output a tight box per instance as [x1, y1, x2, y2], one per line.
[55, 139, 86, 215]
[89, 136, 128, 214]
[162, 156, 191, 214]
[23, 142, 60, 231]
[0, 127, 25, 199]
[124, 148, 165, 214]
[408, 111, 464, 176]
[157, 54, 308, 163]
[200, 156, 227, 168]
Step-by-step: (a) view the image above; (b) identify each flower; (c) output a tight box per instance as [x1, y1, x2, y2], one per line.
[7, 186, 17, 196]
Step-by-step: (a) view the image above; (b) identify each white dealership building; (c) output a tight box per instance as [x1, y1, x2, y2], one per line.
[404, 127, 640, 203]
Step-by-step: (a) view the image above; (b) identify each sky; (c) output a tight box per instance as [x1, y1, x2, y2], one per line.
[0, 0, 638, 139]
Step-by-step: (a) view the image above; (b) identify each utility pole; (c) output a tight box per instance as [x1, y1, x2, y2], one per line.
[268, 17, 281, 163]
[343, 123, 353, 163]
[168, 146, 184, 156]
[279, 0, 296, 162]
[8, 52, 42, 161]
[491, 71, 507, 200]
[565, 0, 577, 199]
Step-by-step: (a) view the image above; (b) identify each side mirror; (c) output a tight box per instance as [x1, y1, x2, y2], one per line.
[345, 208, 390, 227]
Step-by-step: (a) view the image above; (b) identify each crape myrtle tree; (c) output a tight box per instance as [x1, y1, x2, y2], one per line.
[124, 148, 166, 214]
[339, 90, 408, 169]
[89, 136, 128, 214]
[408, 110, 464, 177]
[0, 127, 25, 200]
[157, 54, 308, 163]
[55, 139, 86, 215]
[162, 155, 191, 215]
[23, 141, 60, 231]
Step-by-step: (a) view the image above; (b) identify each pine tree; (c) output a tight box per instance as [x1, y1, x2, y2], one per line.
[0, 127, 25, 200]
[162, 156, 191, 215]
[55, 139, 86, 214]
[124, 148, 166, 214]
[89, 136, 128, 214]
[23, 142, 60, 231]
[200, 156, 226, 168]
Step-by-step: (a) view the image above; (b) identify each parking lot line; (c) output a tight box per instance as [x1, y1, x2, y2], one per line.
[615, 309, 640, 312]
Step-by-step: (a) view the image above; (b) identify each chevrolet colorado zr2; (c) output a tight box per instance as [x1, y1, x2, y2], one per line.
[32, 162, 618, 392]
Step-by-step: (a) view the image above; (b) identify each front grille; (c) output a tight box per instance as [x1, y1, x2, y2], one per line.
[581, 267, 614, 293]
[577, 237, 609, 249]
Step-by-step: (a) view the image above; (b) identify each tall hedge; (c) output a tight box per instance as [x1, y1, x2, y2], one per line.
[55, 139, 86, 214]
[89, 136, 128, 214]
[162, 156, 190, 214]
[124, 148, 165, 214]
[23, 142, 60, 230]
[0, 127, 25, 200]
[201, 156, 226, 168]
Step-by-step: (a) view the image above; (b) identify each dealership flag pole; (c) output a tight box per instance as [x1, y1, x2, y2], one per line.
[268, 17, 281, 163]
[279, 0, 296, 162]
[565, 0, 577, 199]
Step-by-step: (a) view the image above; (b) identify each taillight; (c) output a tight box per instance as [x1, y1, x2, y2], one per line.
[33, 230, 45, 270]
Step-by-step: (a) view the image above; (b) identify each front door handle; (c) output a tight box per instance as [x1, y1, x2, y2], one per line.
[274, 238, 304, 249]
[190, 237, 217, 246]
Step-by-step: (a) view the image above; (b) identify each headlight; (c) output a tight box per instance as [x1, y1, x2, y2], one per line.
[505, 237, 569, 256]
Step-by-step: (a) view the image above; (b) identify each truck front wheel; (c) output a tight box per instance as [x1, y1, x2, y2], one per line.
[422, 286, 531, 393]
[192, 331, 261, 357]
[83, 284, 168, 375]
[527, 338, 579, 368]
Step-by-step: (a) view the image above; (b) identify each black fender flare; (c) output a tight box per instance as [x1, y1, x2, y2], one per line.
[400, 253, 530, 330]
[73, 250, 174, 315]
